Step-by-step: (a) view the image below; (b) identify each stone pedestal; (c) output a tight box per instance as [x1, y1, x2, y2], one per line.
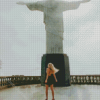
[41, 54, 71, 87]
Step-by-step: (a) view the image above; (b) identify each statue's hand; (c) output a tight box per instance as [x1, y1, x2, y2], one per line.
[82, 0, 91, 3]
[16, 1, 26, 5]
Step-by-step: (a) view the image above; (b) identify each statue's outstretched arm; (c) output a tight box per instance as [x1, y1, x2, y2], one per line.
[59, 0, 91, 12]
[16, 1, 44, 12]
[59, 1, 81, 11]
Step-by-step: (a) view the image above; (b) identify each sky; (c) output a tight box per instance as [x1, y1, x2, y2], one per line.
[0, 0, 100, 76]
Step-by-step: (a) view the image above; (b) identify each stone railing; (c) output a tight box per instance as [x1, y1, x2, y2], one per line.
[71, 75, 100, 84]
[0, 75, 100, 90]
[0, 75, 41, 90]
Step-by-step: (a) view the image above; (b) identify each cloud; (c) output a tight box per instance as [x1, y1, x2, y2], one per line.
[64, 21, 100, 75]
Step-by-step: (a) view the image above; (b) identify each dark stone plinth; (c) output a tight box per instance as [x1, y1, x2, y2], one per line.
[41, 54, 71, 87]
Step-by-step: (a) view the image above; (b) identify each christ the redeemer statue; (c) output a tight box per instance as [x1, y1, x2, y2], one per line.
[17, 0, 90, 54]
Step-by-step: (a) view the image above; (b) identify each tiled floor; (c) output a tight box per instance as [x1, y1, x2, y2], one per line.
[0, 84, 100, 100]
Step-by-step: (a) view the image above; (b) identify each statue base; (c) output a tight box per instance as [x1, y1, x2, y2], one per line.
[41, 54, 71, 87]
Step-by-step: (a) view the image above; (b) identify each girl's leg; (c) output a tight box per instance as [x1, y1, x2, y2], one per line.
[50, 84, 54, 100]
[45, 84, 49, 100]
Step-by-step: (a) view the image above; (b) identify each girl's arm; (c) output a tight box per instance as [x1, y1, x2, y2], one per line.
[45, 74, 48, 81]
[53, 73, 57, 81]
[45, 68, 49, 81]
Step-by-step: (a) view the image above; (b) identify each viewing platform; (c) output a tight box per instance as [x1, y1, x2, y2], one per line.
[0, 75, 100, 100]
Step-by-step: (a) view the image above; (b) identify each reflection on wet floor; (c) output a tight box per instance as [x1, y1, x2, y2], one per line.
[0, 84, 100, 100]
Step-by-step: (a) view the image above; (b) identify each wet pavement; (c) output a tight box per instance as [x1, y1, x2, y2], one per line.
[0, 84, 100, 100]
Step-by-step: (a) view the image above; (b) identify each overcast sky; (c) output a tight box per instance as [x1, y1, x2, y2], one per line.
[0, 0, 100, 76]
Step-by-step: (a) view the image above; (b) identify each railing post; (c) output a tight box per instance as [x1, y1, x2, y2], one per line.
[29, 77, 31, 84]
[77, 76, 80, 84]
[26, 77, 27, 85]
[31, 76, 34, 84]
[1, 77, 2, 86]
[86, 76, 88, 84]
[95, 76, 97, 84]
[73, 76, 75, 84]
[79, 76, 81, 84]
[3, 78, 6, 86]
[0, 77, 1, 87]
[98, 76, 100, 84]
[3, 78, 4, 86]
[94, 76, 96, 84]
[76, 76, 78, 84]
[70, 76, 72, 83]
[81, 76, 83, 84]
[75, 76, 77, 84]
[90, 76, 93, 84]
[97, 76, 99, 84]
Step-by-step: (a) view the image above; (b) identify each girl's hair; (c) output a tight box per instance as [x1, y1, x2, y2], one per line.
[48, 63, 59, 73]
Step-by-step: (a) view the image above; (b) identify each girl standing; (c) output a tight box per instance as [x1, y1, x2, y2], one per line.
[45, 63, 59, 100]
